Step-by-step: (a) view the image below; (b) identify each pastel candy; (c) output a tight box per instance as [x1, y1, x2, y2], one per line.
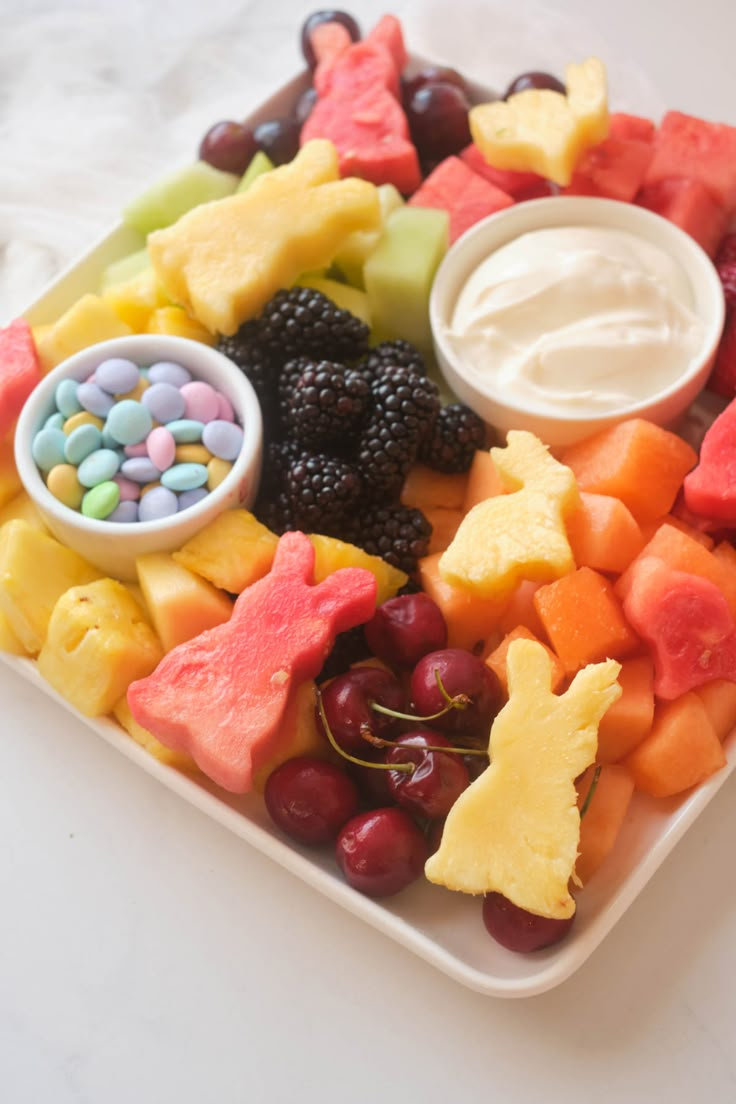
[124, 442, 149, 458]
[203, 419, 244, 461]
[175, 443, 211, 465]
[142, 381, 186, 423]
[81, 480, 121, 519]
[106, 399, 153, 446]
[55, 378, 82, 418]
[32, 427, 67, 471]
[77, 380, 116, 417]
[139, 485, 179, 521]
[64, 423, 102, 465]
[114, 475, 141, 502]
[207, 457, 232, 490]
[77, 448, 122, 487]
[47, 464, 84, 509]
[178, 487, 209, 511]
[44, 411, 66, 431]
[147, 361, 192, 387]
[167, 419, 205, 443]
[216, 392, 235, 422]
[95, 357, 140, 395]
[146, 425, 176, 471]
[180, 380, 219, 423]
[108, 500, 139, 523]
[121, 456, 162, 483]
[63, 411, 104, 435]
[161, 462, 208, 492]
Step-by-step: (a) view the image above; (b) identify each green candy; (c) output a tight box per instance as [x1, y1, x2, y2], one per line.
[81, 480, 121, 520]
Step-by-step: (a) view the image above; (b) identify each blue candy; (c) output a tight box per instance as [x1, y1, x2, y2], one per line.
[106, 399, 154, 446]
[166, 418, 205, 444]
[55, 378, 82, 418]
[160, 462, 208, 492]
[64, 423, 103, 466]
[77, 448, 122, 488]
[32, 427, 67, 472]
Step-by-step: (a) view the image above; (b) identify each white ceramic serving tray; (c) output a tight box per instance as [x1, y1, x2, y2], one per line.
[5, 63, 736, 999]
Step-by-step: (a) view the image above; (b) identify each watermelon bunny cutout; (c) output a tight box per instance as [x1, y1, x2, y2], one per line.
[127, 530, 377, 792]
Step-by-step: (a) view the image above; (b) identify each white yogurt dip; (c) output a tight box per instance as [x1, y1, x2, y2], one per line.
[446, 225, 705, 416]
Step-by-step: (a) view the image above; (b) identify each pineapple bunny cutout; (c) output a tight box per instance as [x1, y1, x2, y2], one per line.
[439, 430, 580, 598]
[425, 639, 621, 919]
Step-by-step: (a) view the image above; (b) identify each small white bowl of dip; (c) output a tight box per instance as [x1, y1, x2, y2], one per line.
[429, 196, 726, 447]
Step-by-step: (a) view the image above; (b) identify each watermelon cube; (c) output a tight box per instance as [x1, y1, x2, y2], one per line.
[0, 319, 42, 437]
[636, 177, 729, 258]
[459, 143, 554, 201]
[564, 136, 653, 202]
[408, 156, 514, 244]
[643, 111, 736, 212]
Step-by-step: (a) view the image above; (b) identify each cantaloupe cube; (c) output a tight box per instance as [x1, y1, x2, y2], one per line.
[496, 579, 548, 640]
[34, 294, 132, 374]
[37, 579, 163, 716]
[624, 692, 726, 797]
[559, 418, 697, 524]
[136, 552, 233, 652]
[615, 522, 736, 619]
[113, 694, 199, 773]
[401, 464, 468, 511]
[0, 520, 102, 654]
[576, 764, 635, 882]
[418, 552, 506, 654]
[566, 492, 645, 575]
[173, 509, 279, 594]
[485, 625, 565, 695]
[251, 680, 333, 792]
[534, 566, 639, 674]
[463, 449, 505, 512]
[309, 534, 407, 606]
[425, 506, 464, 555]
[693, 679, 736, 742]
[596, 654, 655, 763]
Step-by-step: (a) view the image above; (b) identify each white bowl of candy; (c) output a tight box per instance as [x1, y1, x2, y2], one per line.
[14, 333, 263, 580]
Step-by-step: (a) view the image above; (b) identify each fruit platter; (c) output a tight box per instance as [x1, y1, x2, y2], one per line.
[3, 9, 736, 998]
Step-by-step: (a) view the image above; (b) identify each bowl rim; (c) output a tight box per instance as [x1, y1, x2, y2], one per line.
[429, 195, 726, 426]
[14, 332, 263, 537]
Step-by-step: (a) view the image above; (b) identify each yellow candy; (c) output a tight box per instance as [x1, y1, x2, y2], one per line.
[116, 376, 150, 402]
[176, 443, 212, 465]
[438, 430, 580, 599]
[140, 481, 160, 497]
[207, 457, 232, 491]
[425, 639, 621, 919]
[46, 464, 84, 509]
[148, 139, 381, 335]
[63, 412, 104, 435]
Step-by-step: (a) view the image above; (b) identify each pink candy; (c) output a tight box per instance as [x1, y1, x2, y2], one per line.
[146, 425, 176, 471]
[180, 380, 219, 423]
[114, 475, 141, 502]
[216, 392, 235, 422]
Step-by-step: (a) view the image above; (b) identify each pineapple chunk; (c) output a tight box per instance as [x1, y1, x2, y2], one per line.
[37, 578, 163, 716]
[469, 57, 608, 186]
[135, 552, 233, 652]
[145, 306, 215, 345]
[0, 491, 48, 532]
[113, 694, 199, 773]
[425, 639, 621, 918]
[34, 294, 132, 375]
[0, 609, 26, 655]
[0, 434, 22, 510]
[172, 509, 279, 594]
[0, 520, 102, 655]
[439, 431, 580, 599]
[309, 533, 407, 606]
[102, 267, 170, 331]
[148, 139, 381, 335]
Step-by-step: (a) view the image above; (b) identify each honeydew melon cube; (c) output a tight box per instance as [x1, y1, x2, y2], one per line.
[0, 520, 103, 655]
[37, 578, 163, 717]
[123, 161, 240, 237]
[363, 206, 449, 350]
[100, 248, 151, 291]
[334, 183, 405, 289]
[297, 274, 371, 326]
[135, 552, 233, 653]
[34, 294, 132, 375]
[236, 150, 275, 193]
[113, 694, 200, 772]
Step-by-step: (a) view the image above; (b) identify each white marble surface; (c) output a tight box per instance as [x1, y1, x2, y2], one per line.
[3, 1, 736, 1101]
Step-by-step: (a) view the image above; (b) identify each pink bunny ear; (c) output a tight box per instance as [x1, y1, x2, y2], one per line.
[313, 567, 378, 632]
[268, 530, 317, 584]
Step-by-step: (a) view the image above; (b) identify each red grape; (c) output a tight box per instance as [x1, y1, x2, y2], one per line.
[198, 120, 257, 175]
[482, 892, 575, 952]
[301, 10, 361, 70]
[386, 729, 470, 820]
[253, 117, 301, 165]
[364, 592, 447, 669]
[406, 82, 472, 164]
[504, 71, 566, 98]
[264, 757, 359, 846]
[336, 807, 428, 897]
[410, 648, 501, 742]
[401, 65, 469, 105]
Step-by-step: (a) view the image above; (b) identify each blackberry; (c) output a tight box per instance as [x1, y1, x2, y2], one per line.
[285, 453, 363, 531]
[317, 625, 372, 683]
[252, 488, 298, 536]
[260, 437, 308, 498]
[284, 360, 370, 449]
[355, 339, 426, 382]
[217, 325, 279, 432]
[344, 503, 432, 576]
[256, 287, 370, 362]
[356, 367, 440, 496]
[419, 403, 489, 473]
[277, 356, 313, 429]
[372, 366, 440, 442]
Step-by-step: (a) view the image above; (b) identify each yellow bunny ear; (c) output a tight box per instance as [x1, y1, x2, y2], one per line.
[505, 636, 555, 698]
[564, 657, 623, 725]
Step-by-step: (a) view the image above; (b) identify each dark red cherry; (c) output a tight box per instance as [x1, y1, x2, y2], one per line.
[336, 807, 429, 897]
[482, 892, 575, 952]
[364, 592, 447, 669]
[198, 120, 257, 175]
[504, 71, 566, 98]
[300, 10, 361, 70]
[264, 757, 359, 846]
[386, 729, 470, 820]
[316, 666, 405, 756]
[410, 648, 502, 742]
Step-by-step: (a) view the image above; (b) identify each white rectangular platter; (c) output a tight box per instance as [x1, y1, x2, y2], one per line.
[5, 63, 736, 999]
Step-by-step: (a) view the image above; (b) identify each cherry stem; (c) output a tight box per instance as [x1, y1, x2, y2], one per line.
[316, 688, 414, 774]
[360, 725, 488, 758]
[435, 667, 469, 710]
[579, 765, 602, 820]
[370, 694, 471, 725]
